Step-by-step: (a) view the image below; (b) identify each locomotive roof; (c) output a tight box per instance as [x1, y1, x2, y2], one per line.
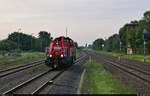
[54, 36, 73, 41]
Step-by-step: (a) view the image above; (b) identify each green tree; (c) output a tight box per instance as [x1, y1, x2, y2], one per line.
[93, 10, 150, 54]
[135, 11, 150, 54]
[0, 40, 18, 51]
[8, 32, 33, 51]
[38, 31, 53, 52]
[119, 21, 139, 54]
[92, 38, 104, 50]
[104, 34, 120, 52]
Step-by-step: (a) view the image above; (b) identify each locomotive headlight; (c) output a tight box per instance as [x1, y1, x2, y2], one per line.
[50, 54, 52, 58]
[61, 54, 64, 58]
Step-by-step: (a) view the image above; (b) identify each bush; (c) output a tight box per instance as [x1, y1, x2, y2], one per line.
[0, 40, 18, 51]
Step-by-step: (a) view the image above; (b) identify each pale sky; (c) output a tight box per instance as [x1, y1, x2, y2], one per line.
[0, 0, 149, 46]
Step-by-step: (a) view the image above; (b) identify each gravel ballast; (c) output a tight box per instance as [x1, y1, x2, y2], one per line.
[45, 56, 89, 94]
[88, 51, 150, 94]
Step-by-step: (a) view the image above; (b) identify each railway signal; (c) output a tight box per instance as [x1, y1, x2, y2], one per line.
[102, 44, 104, 50]
[143, 29, 147, 63]
[119, 35, 123, 62]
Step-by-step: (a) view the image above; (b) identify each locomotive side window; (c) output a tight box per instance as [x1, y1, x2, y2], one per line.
[64, 38, 67, 42]
[64, 38, 69, 43]
[70, 40, 73, 45]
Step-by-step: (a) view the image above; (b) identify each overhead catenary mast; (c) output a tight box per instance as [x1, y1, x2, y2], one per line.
[66, 27, 68, 37]
[17, 28, 21, 48]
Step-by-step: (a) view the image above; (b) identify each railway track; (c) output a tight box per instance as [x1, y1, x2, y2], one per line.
[104, 59, 150, 86]
[93, 52, 150, 78]
[0, 60, 45, 78]
[106, 57, 150, 75]
[101, 52, 150, 67]
[33, 55, 88, 94]
[31, 70, 65, 95]
[87, 51, 150, 93]
[3, 54, 88, 95]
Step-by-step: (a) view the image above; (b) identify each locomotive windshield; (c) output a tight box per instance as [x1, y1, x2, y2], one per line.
[54, 37, 61, 42]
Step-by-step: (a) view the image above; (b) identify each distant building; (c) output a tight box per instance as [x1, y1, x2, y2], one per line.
[127, 45, 133, 55]
[126, 23, 139, 31]
[125, 23, 139, 54]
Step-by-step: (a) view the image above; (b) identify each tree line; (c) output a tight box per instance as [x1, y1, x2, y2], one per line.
[0, 31, 79, 53]
[0, 31, 53, 52]
[92, 10, 150, 54]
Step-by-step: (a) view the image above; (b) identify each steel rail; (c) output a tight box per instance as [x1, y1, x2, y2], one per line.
[104, 60, 150, 85]
[1, 54, 83, 78]
[3, 69, 53, 95]
[0, 60, 44, 78]
[0, 60, 44, 73]
[100, 53, 150, 66]
[31, 55, 87, 94]
[31, 71, 65, 95]
[105, 58, 150, 76]
[3, 55, 87, 95]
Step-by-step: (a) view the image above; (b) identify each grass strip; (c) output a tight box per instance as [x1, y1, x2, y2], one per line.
[0, 52, 45, 70]
[81, 59, 137, 94]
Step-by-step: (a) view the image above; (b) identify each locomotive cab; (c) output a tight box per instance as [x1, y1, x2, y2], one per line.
[45, 36, 76, 69]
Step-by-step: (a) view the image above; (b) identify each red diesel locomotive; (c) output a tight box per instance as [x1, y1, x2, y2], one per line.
[45, 36, 76, 69]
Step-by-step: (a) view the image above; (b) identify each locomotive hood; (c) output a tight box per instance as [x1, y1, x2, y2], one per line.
[49, 42, 64, 58]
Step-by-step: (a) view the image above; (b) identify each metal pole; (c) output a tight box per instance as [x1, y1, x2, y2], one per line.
[17, 28, 21, 49]
[66, 27, 68, 37]
[144, 40, 146, 62]
[143, 29, 147, 63]
[31, 35, 32, 50]
[41, 32, 44, 52]
[41, 38, 42, 52]
[120, 41, 122, 62]
[31, 33, 34, 50]
[18, 34, 19, 48]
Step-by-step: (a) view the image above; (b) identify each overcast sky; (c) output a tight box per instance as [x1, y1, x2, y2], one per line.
[0, 0, 150, 46]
